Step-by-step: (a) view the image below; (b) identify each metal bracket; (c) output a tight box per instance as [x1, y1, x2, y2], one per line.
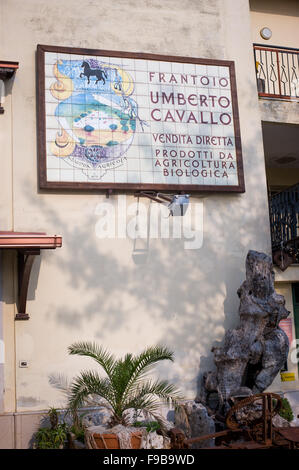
[0, 231, 62, 320]
[16, 248, 40, 320]
[134, 191, 173, 204]
[0, 61, 19, 81]
[106, 189, 114, 198]
[0, 61, 19, 114]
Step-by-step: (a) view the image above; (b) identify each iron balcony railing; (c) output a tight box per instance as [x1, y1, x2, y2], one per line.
[269, 184, 299, 262]
[254, 44, 299, 100]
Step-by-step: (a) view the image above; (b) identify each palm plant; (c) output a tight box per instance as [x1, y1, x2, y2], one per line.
[67, 342, 182, 427]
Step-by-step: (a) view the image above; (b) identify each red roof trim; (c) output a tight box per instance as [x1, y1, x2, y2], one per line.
[0, 231, 62, 249]
[0, 61, 19, 69]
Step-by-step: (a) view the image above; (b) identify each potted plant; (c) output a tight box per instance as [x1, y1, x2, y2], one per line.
[67, 342, 182, 449]
[34, 408, 68, 449]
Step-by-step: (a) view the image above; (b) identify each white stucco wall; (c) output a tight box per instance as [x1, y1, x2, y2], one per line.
[250, 0, 299, 125]
[0, 0, 272, 412]
[250, 0, 299, 48]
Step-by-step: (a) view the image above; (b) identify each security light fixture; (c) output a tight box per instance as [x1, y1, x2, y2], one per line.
[168, 194, 190, 216]
[260, 27, 272, 40]
[136, 192, 190, 216]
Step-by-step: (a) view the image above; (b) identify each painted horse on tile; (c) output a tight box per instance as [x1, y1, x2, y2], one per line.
[80, 61, 108, 85]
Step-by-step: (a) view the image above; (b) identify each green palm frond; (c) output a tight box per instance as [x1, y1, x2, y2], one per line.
[123, 379, 182, 413]
[68, 370, 115, 412]
[109, 354, 134, 417]
[128, 346, 175, 380]
[67, 343, 183, 426]
[117, 346, 175, 403]
[68, 342, 116, 378]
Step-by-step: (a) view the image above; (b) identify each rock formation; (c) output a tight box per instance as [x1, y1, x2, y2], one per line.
[199, 250, 290, 415]
[174, 401, 215, 448]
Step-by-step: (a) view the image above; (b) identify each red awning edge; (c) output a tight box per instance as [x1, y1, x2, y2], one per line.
[0, 231, 62, 249]
[0, 231, 62, 320]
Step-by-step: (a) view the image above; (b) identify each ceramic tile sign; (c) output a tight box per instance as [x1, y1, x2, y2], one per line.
[37, 45, 244, 192]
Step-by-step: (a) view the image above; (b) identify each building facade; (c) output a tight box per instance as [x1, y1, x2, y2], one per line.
[0, 0, 298, 448]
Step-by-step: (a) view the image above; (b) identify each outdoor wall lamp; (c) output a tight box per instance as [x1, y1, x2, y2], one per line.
[168, 194, 190, 216]
[260, 27, 272, 40]
[135, 191, 190, 216]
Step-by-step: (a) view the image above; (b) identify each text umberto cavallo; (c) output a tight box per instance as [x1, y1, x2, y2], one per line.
[148, 71, 235, 181]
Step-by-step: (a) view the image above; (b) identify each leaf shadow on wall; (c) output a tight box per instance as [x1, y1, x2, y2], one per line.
[20, 77, 271, 401]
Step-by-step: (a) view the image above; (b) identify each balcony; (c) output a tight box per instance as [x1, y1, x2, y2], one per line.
[269, 184, 299, 270]
[254, 44, 299, 100]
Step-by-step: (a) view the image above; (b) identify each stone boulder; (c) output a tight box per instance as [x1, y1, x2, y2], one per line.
[200, 251, 290, 413]
[141, 431, 171, 449]
[174, 401, 215, 448]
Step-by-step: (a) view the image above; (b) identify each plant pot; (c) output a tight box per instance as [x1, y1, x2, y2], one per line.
[92, 431, 143, 449]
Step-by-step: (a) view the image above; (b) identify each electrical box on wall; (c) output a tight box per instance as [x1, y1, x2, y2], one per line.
[19, 360, 29, 368]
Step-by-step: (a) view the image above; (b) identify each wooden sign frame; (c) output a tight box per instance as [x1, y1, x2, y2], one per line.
[37, 44, 245, 192]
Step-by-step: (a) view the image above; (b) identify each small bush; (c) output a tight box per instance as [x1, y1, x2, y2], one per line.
[133, 420, 161, 433]
[279, 398, 294, 422]
[35, 423, 68, 449]
[70, 424, 85, 443]
[34, 407, 68, 449]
